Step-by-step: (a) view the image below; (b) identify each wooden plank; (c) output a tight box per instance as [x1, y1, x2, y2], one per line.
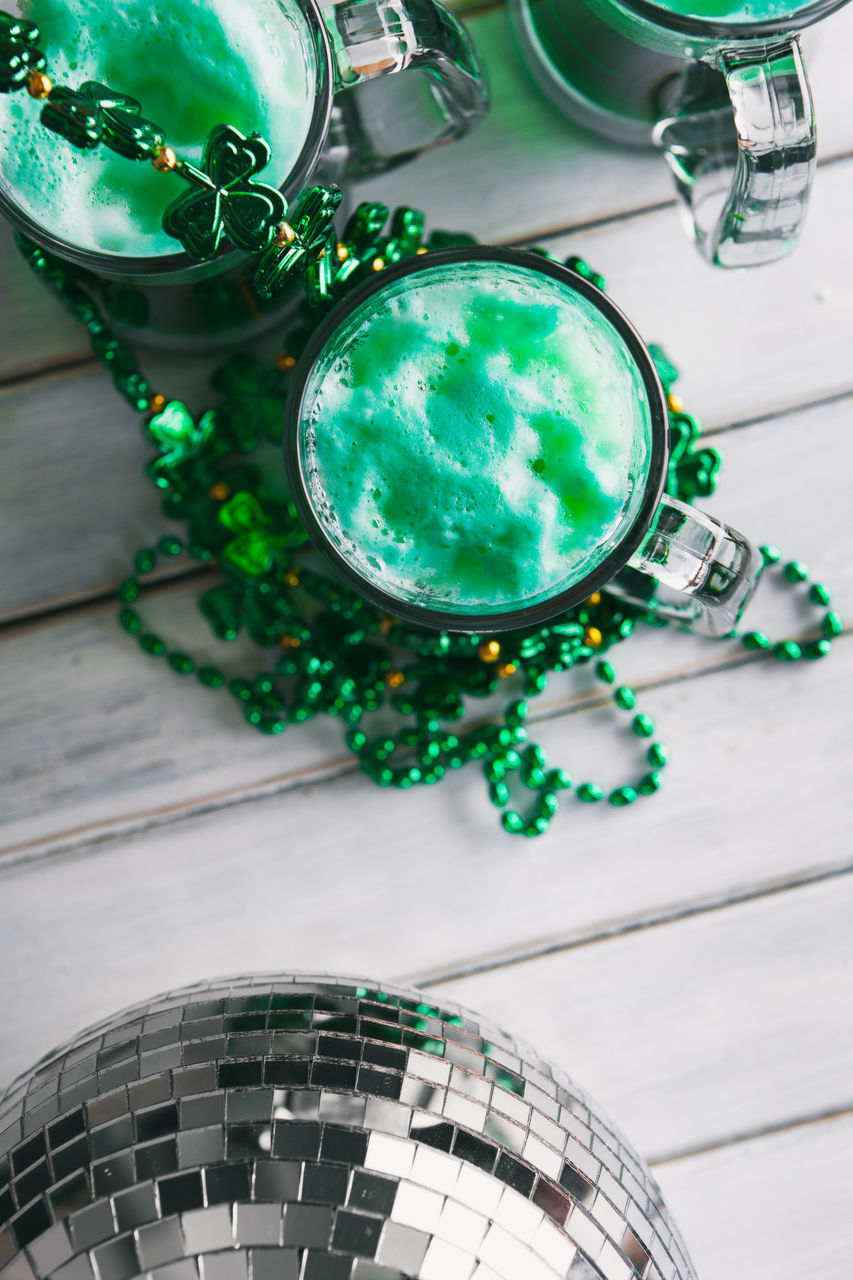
[654, 1112, 853, 1280]
[1, 1, 852, 378]
[1, 389, 848, 853]
[0, 635, 850, 1082]
[3, 166, 853, 624]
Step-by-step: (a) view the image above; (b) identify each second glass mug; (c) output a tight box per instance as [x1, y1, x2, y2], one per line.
[0, 0, 488, 344]
[510, 0, 849, 267]
[285, 245, 764, 636]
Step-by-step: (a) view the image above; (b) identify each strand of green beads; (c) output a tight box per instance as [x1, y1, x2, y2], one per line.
[118, 540, 234, 694]
[15, 233, 157, 413]
[738, 545, 843, 660]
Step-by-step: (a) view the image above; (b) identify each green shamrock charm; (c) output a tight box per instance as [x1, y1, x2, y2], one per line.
[40, 81, 164, 154]
[253, 184, 342, 297]
[144, 400, 217, 490]
[217, 490, 304, 577]
[162, 124, 286, 261]
[0, 10, 45, 92]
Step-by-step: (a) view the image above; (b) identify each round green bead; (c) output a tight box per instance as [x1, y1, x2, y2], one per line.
[229, 678, 252, 701]
[501, 810, 524, 834]
[742, 631, 770, 651]
[523, 817, 549, 837]
[545, 768, 572, 791]
[609, 785, 637, 806]
[647, 742, 668, 768]
[197, 666, 225, 688]
[783, 560, 808, 583]
[167, 651, 194, 675]
[774, 640, 802, 661]
[595, 660, 616, 685]
[536, 791, 559, 819]
[346, 729, 367, 753]
[134, 548, 156, 574]
[506, 699, 528, 726]
[118, 577, 140, 603]
[638, 771, 664, 795]
[489, 781, 510, 807]
[157, 536, 183, 557]
[577, 783, 604, 803]
[257, 719, 286, 735]
[139, 632, 165, 657]
[804, 639, 832, 660]
[614, 686, 636, 710]
[118, 608, 141, 635]
[632, 713, 654, 737]
[822, 611, 843, 638]
[759, 545, 781, 565]
[809, 583, 831, 607]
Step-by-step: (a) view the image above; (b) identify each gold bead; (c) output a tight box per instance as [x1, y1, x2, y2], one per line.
[283, 569, 300, 588]
[584, 625, 603, 647]
[585, 591, 601, 606]
[416, 247, 428, 255]
[26, 71, 53, 99]
[478, 640, 501, 663]
[208, 481, 231, 502]
[378, 616, 396, 635]
[372, 257, 385, 272]
[497, 662, 517, 678]
[148, 393, 167, 414]
[386, 669, 405, 688]
[667, 392, 683, 413]
[275, 351, 296, 373]
[151, 146, 178, 173]
[273, 221, 297, 248]
[336, 242, 349, 261]
[280, 634, 301, 649]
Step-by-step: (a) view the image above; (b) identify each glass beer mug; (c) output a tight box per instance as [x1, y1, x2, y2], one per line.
[285, 245, 763, 635]
[510, 0, 849, 266]
[0, 0, 488, 342]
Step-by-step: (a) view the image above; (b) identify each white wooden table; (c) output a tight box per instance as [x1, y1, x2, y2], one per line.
[1, 6, 852, 1277]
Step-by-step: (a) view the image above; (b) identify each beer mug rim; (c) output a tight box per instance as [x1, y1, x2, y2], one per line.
[600, 0, 849, 43]
[0, 0, 335, 283]
[284, 245, 671, 633]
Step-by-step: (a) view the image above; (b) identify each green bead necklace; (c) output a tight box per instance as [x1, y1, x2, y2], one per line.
[14, 206, 841, 837]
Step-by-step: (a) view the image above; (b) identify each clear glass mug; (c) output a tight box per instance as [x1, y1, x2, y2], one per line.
[285, 246, 763, 635]
[0, 0, 487, 345]
[510, 0, 849, 266]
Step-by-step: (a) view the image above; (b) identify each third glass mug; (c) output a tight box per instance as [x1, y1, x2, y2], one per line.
[285, 246, 763, 635]
[510, 0, 849, 266]
[0, 0, 488, 343]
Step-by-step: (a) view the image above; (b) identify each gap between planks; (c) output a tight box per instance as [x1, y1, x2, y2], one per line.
[649, 1100, 853, 1169]
[402, 855, 853, 988]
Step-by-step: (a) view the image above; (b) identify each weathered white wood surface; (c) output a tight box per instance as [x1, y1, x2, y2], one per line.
[2, 394, 850, 855]
[1, 6, 852, 1280]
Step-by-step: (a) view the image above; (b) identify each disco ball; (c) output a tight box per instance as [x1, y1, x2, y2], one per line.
[0, 975, 696, 1280]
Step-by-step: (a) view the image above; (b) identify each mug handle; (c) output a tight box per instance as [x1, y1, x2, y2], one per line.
[653, 39, 815, 268]
[608, 493, 764, 635]
[320, 0, 489, 176]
